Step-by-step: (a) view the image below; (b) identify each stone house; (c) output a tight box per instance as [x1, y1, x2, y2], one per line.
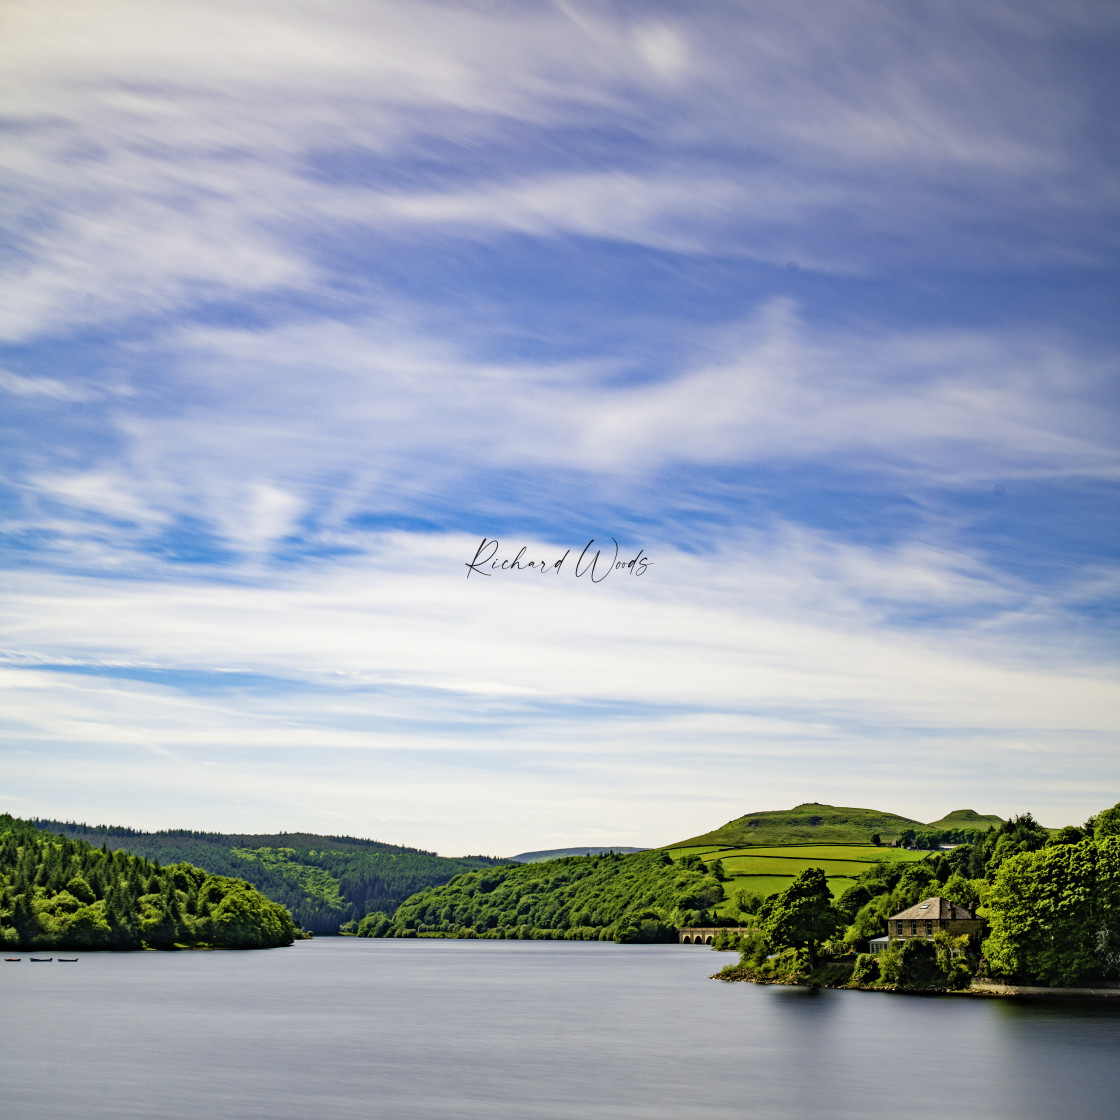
[887, 896, 984, 944]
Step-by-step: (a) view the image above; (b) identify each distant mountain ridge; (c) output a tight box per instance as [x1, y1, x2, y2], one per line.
[507, 846, 648, 863]
[665, 803, 1003, 848]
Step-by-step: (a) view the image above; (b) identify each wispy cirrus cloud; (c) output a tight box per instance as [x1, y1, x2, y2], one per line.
[9, 300, 1115, 566]
[1, 0, 1117, 841]
[1, 0, 1117, 338]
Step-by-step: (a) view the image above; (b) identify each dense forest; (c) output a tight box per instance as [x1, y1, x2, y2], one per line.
[720, 801, 1120, 990]
[1, 815, 297, 950]
[32, 819, 507, 935]
[357, 849, 725, 941]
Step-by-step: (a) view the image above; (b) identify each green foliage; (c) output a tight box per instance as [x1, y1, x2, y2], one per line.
[941, 873, 984, 913]
[721, 947, 814, 985]
[615, 910, 679, 944]
[735, 925, 771, 965]
[861, 934, 972, 990]
[761, 868, 840, 967]
[700, 844, 926, 922]
[1093, 804, 1120, 840]
[968, 813, 1051, 880]
[849, 952, 880, 985]
[893, 937, 942, 987]
[984, 830, 1120, 987]
[843, 896, 892, 950]
[30, 819, 505, 935]
[709, 927, 743, 950]
[0, 815, 296, 951]
[733, 888, 766, 916]
[358, 850, 721, 941]
[355, 910, 391, 937]
[836, 883, 875, 922]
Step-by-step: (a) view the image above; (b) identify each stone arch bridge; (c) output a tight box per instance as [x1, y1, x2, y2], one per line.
[677, 926, 752, 945]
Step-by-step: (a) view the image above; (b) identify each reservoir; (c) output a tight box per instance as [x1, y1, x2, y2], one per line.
[3, 938, 1119, 1119]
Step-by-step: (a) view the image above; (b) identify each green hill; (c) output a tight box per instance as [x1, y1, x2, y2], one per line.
[1, 815, 296, 950]
[925, 809, 1003, 829]
[666, 803, 927, 848]
[357, 849, 722, 941]
[30, 820, 507, 935]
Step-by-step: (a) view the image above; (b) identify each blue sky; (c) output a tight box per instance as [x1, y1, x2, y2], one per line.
[1, 0, 1118, 853]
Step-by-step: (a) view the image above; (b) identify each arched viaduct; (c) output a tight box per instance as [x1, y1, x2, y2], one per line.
[677, 926, 752, 945]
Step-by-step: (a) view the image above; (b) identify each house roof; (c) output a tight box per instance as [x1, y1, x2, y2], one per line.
[889, 896, 975, 921]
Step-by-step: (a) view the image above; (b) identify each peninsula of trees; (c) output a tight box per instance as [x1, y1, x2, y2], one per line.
[720, 801, 1120, 991]
[1, 815, 297, 950]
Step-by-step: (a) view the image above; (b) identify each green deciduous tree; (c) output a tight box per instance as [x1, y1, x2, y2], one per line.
[849, 952, 880, 985]
[1093, 804, 1120, 840]
[762, 868, 840, 968]
[984, 831, 1120, 987]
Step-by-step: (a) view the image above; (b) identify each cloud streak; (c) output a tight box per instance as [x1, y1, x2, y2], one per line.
[1, 0, 1117, 843]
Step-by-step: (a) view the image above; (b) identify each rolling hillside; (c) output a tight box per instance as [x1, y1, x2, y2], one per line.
[666, 802, 1003, 849]
[665, 803, 926, 848]
[30, 820, 506, 935]
[667, 843, 930, 916]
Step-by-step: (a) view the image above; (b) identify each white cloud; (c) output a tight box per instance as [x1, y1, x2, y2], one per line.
[0, 0, 1115, 336]
[1, 0, 1117, 845]
[0, 529, 1115, 724]
[7, 298, 1116, 579]
[1, 526, 1117, 846]
[0, 369, 88, 401]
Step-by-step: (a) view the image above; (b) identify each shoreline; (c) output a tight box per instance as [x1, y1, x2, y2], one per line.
[714, 969, 1120, 999]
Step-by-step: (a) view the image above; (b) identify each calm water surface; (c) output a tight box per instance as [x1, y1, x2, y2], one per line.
[3, 939, 1119, 1120]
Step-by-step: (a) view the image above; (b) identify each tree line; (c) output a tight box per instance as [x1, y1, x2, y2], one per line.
[1, 815, 297, 950]
[719, 801, 1120, 990]
[31, 819, 506, 935]
[356, 849, 725, 941]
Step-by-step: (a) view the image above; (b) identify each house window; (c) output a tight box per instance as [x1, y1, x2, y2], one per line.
[926, 921, 932, 936]
[911, 921, 917, 935]
[896, 921, 903, 935]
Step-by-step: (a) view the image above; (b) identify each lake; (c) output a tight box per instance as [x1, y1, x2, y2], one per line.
[3, 938, 1119, 1119]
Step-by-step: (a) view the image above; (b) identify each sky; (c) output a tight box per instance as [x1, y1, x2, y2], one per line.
[1, 0, 1118, 855]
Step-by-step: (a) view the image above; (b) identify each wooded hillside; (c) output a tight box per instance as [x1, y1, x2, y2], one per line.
[2, 815, 296, 950]
[31, 819, 507, 935]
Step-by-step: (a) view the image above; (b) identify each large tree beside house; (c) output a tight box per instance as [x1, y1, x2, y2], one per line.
[984, 823, 1120, 987]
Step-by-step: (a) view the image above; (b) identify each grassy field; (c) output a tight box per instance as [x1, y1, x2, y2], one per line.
[717, 854, 875, 878]
[665, 841, 932, 920]
[712, 845, 929, 863]
[663, 845, 730, 858]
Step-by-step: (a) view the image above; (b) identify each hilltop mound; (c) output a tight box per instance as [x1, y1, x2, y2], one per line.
[925, 809, 1003, 829]
[665, 803, 926, 848]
